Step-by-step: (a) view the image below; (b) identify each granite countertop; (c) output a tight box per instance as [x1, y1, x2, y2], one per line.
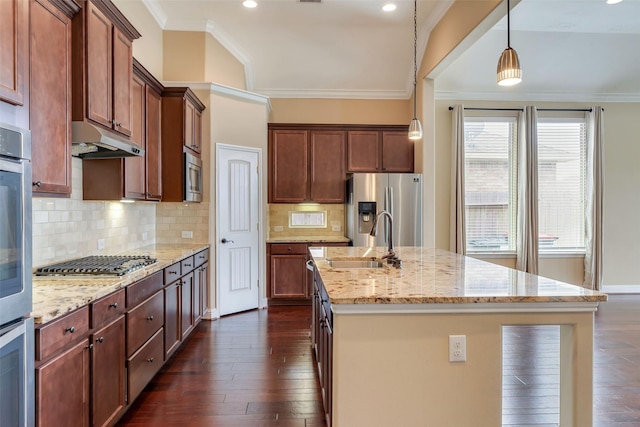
[311, 246, 608, 305]
[267, 235, 351, 244]
[32, 243, 209, 324]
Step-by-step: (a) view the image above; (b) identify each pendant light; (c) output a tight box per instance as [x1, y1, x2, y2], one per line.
[496, 0, 522, 86]
[408, 0, 423, 140]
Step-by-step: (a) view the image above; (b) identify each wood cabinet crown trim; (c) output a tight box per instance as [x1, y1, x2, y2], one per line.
[133, 57, 164, 94]
[44, 0, 81, 18]
[161, 87, 206, 112]
[84, 0, 140, 41]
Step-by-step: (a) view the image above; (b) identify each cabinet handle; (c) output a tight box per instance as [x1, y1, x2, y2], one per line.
[146, 357, 154, 363]
[146, 192, 152, 197]
[169, 271, 177, 275]
[32, 181, 42, 187]
[184, 263, 192, 267]
[198, 255, 206, 259]
[146, 315, 154, 321]
[86, 343, 94, 350]
[96, 337, 104, 343]
[65, 326, 75, 333]
[116, 122, 122, 127]
[109, 302, 118, 309]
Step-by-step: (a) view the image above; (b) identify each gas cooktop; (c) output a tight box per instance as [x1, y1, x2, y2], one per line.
[35, 255, 157, 276]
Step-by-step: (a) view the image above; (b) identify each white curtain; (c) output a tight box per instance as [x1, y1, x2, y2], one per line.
[516, 106, 539, 274]
[450, 104, 466, 254]
[584, 106, 604, 290]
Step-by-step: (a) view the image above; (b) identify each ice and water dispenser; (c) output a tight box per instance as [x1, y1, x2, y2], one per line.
[357, 201, 377, 234]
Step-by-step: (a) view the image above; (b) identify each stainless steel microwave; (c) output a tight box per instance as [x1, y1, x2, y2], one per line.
[184, 152, 202, 202]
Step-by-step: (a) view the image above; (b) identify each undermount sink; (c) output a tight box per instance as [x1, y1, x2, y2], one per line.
[326, 258, 385, 269]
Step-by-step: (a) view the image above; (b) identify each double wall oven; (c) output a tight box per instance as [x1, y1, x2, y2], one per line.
[0, 122, 34, 427]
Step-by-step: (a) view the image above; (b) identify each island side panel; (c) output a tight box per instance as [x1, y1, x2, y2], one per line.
[332, 310, 594, 427]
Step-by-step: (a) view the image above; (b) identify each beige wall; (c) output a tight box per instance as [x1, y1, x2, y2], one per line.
[113, 0, 163, 79]
[269, 98, 411, 124]
[434, 99, 640, 287]
[204, 34, 246, 90]
[163, 31, 207, 81]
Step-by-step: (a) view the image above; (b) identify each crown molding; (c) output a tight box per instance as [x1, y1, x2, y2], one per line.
[163, 81, 271, 111]
[142, 0, 167, 28]
[435, 89, 640, 103]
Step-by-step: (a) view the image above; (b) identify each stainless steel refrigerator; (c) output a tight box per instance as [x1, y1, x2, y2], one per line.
[346, 173, 422, 247]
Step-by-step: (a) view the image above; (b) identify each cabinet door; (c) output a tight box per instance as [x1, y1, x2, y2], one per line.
[184, 99, 194, 150]
[192, 107, 202, 153]
[310, 130, 346, 203]
[269, 130, 309, 203]
[112, 26, 132, 136]
[194, 262, 208, 324]
[180, 271, 194, 339]
[145, 87, 162, 200]
[382, 131, 414, 172]
[270, 254, 309, 299]
[125, 73, 145, 199]
[92, 316, 125, 427]
[0, 0, 28, 105]
[36, 339, 90, 427]
[347, 131, 381, 172]
[164, 282, 180, 359]
[30, 0, 72, 195]
[86, 0, 112, 129]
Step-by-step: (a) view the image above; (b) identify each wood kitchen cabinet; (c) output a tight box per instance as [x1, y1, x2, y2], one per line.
[0, 0, 29, 107]
[268, 126, 346, 203]
[71, 0, 140, 136]
[193, 249, 210, 323]
[161, 87, 206, 202]
[312, 270, 333, 427]
[346, 128, 414, 173]
[82, 59, 163, 201]
[267, 242, 347, 305]
[91, 316, 125, 427]
[29, 0, 79, 196]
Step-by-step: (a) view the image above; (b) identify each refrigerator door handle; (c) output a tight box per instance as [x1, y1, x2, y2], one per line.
[383, 187, 390, 244]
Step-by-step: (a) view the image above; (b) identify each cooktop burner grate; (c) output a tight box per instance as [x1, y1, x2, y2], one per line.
[35, 255, 157, 276]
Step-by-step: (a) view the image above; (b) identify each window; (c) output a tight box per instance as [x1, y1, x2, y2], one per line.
[537, 118, 586, 252]
[464, 117, 518, 253]
[463, 113, 587, 254]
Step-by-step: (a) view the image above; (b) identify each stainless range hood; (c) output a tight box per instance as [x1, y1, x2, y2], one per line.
[72, 121, 144, 159]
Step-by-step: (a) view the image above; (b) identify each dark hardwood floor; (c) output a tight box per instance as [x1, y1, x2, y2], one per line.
[117, 295, 640, 427]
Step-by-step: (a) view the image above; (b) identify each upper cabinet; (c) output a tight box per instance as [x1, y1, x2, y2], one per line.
[0, 0, 29, 107]
[268, 127, 346, 204]
[71, 0, 140, 136]
[83, 59, 164, 201]
[30, 0, 80, 196]
[346, 127, 413, 173]
[161, 87, 206, 202]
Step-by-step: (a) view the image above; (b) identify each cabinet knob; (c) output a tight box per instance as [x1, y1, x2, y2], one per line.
[146, 192, 152, 197]
[146, 357, 154, 363]
[96, 337, 104, 343]
[169, 270, 177, 275]
[184, 263, 191, 267]
[65, 326, 75, 333]
[109, 302, 118, 309]
[33, 181, 42, 187]
[147, 315, 154, 321]
[86, 343, 94, 350]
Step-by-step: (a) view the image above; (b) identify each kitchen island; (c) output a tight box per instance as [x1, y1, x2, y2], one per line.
[309, 246, 607, 427]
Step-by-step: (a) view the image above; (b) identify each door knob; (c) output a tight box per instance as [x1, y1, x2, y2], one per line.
[221, 238, 234, 244]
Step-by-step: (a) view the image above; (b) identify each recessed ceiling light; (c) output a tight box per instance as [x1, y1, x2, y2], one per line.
[606, 0, 623, 4]
[243, 0, 257, 8]
[382, 3, 397, 12]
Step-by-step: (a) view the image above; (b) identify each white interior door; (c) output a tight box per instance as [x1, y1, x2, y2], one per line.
[216, 144, 261, 316]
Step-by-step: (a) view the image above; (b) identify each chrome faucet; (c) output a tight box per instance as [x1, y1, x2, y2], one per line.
[369, 210, 402, 268]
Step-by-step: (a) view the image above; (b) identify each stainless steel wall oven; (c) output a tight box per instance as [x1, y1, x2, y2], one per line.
[0, 122, 34, 427]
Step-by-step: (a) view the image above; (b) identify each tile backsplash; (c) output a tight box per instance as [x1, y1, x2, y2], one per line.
[32, 158, 210, 268]
[268, 204, 345, 238]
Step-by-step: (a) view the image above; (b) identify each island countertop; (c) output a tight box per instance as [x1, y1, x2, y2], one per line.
[310, 246, 607, 306]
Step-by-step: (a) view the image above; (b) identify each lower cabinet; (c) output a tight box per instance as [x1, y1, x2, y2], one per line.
[181, 271, 195, 339]
[35, 339, 91, 427]
[194, 261, 209, 323]
[127, 328, 164, 402]
[312, 270, 333, 427]
[164, 280, 181, 359]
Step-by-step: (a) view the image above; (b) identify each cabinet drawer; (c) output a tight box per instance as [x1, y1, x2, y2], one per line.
[270, 243, 308, 255]
[126, 271, 163, 308]
[194, 249, 209, 268]
[164, 262, 181, 284]
[126, 291, 163, 356]
[127, 327, 163, 403]
[181, 256, 195, 274]
[35, 306, 90, 361]
[91, 289, 125, 328]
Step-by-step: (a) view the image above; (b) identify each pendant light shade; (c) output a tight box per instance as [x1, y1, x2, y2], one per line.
[497, 0, 522, 86]
[409, 0, 422, 140]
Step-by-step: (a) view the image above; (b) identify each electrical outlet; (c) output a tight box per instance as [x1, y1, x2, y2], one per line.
[274, 226, 284, 232]
[181, 231, 193, 239]
[332, 225, 341, 232]
[449, 335, 467, 362]
[142, 232, 148, 241]
[97, 239, 105, 250]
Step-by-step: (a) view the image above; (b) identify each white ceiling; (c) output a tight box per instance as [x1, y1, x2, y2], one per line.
[141, 0, 640, 102]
